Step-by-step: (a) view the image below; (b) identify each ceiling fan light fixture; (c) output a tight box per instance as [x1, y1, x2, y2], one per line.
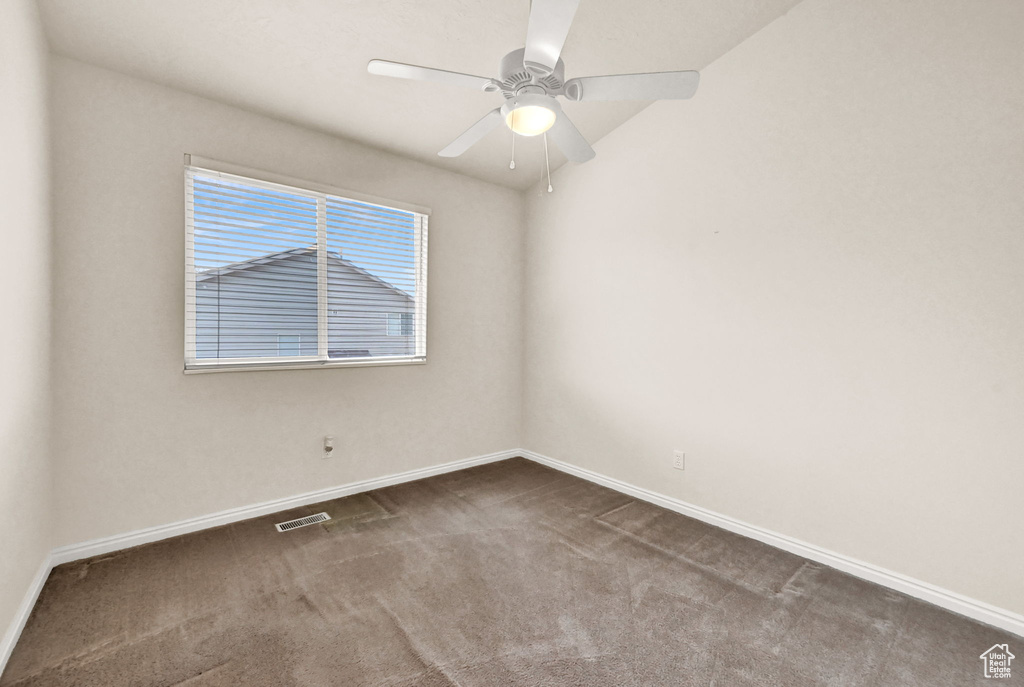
[506, 105, 556, 136]
[502, 94, 558, 137]
[369, 0, 700, 164]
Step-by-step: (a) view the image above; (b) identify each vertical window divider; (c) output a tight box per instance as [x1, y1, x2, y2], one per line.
[316, 195, 328, 360]
[415, 215, 429, 358]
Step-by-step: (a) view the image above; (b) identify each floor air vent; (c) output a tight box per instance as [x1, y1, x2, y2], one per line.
[275, 512, 330, 532]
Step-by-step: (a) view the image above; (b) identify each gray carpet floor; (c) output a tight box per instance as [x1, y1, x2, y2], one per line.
[2, 457, 1016, 685]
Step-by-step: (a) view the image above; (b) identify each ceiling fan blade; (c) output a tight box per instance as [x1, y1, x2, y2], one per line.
[548, 111, 595, 163]
[563, 71, 700, 102]
[523, 0, 581, 76]
[368, 60, 499, 92]
[438, 108, 504, 158]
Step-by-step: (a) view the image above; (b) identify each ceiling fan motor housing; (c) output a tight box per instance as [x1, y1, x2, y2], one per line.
[494, 48, 565, 99]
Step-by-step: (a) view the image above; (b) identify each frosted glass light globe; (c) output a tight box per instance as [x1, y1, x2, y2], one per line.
[505, 105, 556, 136]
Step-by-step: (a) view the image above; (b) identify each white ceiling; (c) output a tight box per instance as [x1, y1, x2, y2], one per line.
[38, 0, 801, 190]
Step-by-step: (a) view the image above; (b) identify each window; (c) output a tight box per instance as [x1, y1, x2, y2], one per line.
[184, 156, 428, 372]
[386, 312, 414, 337]
[277, 335, 303, 357]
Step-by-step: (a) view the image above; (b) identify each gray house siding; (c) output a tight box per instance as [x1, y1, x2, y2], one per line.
[326, 256, 415, 358]
[195, 249, 414, 360]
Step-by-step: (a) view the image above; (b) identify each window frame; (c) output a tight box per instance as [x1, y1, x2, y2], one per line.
[184, 155, 429, 374]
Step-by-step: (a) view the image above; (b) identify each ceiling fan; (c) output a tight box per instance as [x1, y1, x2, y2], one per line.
[367, 0, 699, 164]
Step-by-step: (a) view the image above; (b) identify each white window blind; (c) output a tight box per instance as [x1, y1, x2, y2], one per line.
[185, 160, 428, 372]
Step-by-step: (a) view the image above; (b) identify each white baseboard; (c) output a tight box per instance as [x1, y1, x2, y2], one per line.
[0, 555, 52, 676]
[521, 449, 1024, 638]
[50, 449, 518, 566]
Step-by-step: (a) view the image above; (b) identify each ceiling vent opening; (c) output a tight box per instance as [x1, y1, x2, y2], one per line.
[275, 512, 330, 532]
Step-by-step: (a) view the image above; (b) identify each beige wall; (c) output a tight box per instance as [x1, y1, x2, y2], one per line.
[0, 0, 53, 648]
[524, 0, 1024, 615]
[49, 57, 524, 547]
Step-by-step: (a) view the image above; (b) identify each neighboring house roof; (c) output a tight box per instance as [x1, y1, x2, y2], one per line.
[196, 246, 412, 301]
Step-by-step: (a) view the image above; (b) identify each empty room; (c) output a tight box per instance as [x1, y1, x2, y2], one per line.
[1, 0, 1021, 684]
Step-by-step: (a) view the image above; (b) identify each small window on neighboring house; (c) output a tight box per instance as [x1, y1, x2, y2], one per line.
[185, 156, 428, 372]
[277, 335, 302, 357]
[387, 313, 414, 337]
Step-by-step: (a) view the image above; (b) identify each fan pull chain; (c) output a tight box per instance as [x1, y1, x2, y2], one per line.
[509, 128, 516, 170]
[543, 133, 553, 193]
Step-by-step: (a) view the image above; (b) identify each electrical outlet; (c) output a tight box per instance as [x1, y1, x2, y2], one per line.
[673, 450, 685, 471]
[323, 435, 335, 459]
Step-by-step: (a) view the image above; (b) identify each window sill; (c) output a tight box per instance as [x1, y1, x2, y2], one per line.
[183, 356, 426, 374]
